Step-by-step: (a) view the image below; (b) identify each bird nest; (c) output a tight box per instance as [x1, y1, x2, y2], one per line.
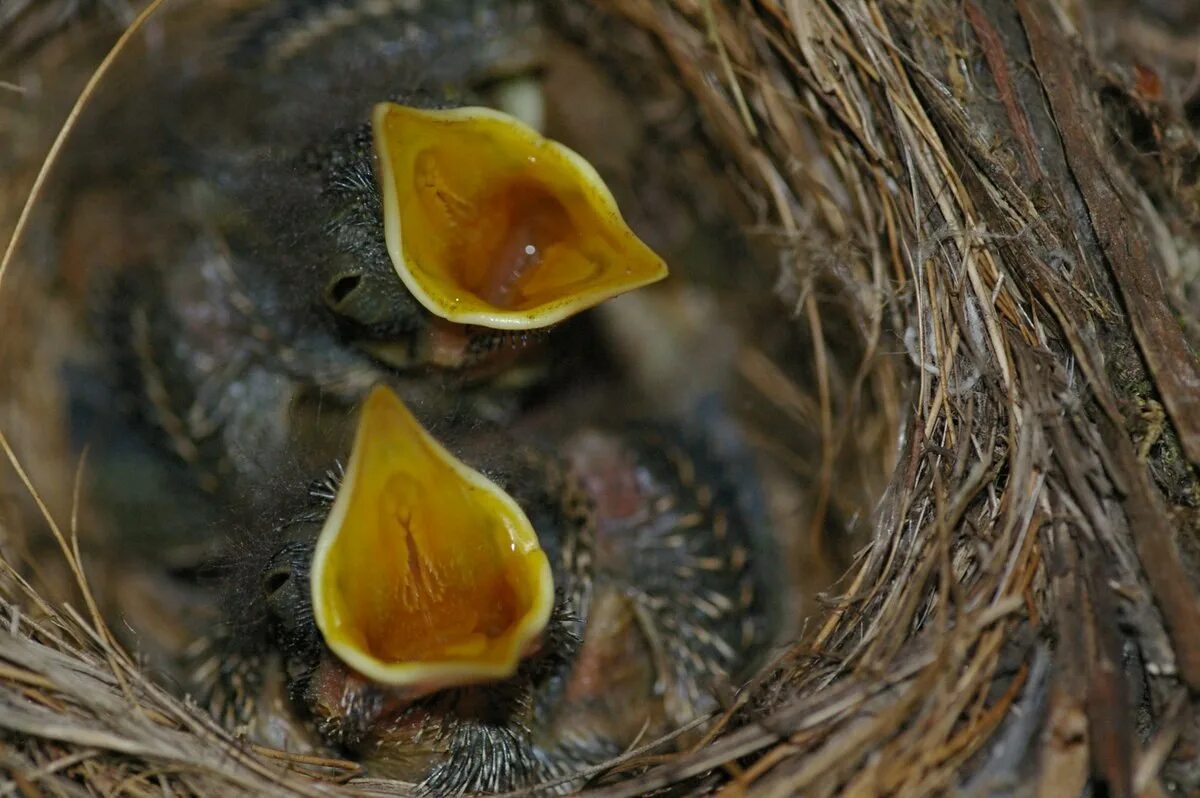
[3, 0, 1200, 795]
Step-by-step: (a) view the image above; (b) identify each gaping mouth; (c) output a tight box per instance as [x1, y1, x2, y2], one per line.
[310, 385, 553, 689]
[372, 102, 668, 330]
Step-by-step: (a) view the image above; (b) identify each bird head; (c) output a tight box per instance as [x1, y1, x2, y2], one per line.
[232, 384, 593, 784]
[308, 103, 668, 373]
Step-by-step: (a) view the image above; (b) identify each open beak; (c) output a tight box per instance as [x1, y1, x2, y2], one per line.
[372, 102, 668, 330]
[310, 385, 553, 690]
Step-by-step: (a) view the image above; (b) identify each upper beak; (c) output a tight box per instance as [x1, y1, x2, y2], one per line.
[310, 385, 553, 691]
[372, 102, 668, 330]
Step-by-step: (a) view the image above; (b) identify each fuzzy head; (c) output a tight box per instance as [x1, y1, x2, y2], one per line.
[290, 102, 668, 373]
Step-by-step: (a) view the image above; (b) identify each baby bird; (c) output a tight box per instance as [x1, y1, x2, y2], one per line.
[72, 0, 664, 494]
[205, 386, 778, 794]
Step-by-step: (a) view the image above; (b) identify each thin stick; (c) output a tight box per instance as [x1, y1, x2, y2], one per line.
[0, 0, 173, 294]
[0, 427, 133, 702]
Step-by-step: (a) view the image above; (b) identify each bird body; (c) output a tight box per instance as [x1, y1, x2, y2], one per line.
[207, 388, 778, 794]
[67, 0, 657, 508]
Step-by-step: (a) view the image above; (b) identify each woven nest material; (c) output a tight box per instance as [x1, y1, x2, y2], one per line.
[3, 1, 1200, 796]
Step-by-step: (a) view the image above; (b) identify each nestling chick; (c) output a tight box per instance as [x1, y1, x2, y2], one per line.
[76, 0, 664, 492]
[206, 386, 778, 794]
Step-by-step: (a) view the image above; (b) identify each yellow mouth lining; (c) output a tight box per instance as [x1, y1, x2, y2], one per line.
[372, 102, 668, 330]
[310, 385, 553, 687]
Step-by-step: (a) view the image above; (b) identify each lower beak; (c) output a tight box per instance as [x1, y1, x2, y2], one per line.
[310, 385, 553, 691]
[362, 321, 542, 375]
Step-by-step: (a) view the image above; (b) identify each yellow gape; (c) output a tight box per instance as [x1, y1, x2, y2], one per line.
[311, 385, 553, 689]
[373, 102, 668, 329]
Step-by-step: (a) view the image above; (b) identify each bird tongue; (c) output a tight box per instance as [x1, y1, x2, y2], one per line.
[310, 385, 553, 691]
[372, 102, 668, 330]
